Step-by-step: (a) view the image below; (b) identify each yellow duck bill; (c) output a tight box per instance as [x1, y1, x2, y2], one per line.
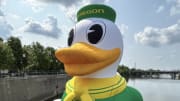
[55, 42, 121, 76]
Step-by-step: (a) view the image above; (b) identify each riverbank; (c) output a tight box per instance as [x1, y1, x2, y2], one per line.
[0, 75, 69, 101]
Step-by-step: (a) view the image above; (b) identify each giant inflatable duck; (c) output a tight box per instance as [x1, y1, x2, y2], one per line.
[55, 4, 143, 101]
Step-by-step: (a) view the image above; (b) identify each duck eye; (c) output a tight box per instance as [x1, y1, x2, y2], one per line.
[87, 22, 105, 44]
[68, 29, 74, 46]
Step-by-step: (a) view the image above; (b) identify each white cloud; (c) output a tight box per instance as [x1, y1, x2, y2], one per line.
[39, 0, 109, 7]
[20, 16, 61, 38]
[0, 10, 13, 39]
[170, 0, 180, 16]
[23, 0, 38, 7]
[156, 5, 164, 13]
[0, 10, 4, 16]
[7, 13, 21, 20]
[0, 0, 6, 6]
[23, 0, 44, 13]
[31, 6, 44, 13]
[59, 5, 77, 22]
[0, 16, 13, 39]
[39, 0, 109, 21]
[135, 21, 180, 47]
[23, 0, 110, 21]
[39, 0, 82, 7]
[118, 24, 128, 35]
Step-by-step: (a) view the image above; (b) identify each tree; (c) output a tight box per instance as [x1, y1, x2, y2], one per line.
[24, 42, 49, 71]
[45, 47, 64, 71]
[45, 47, 56, 70]
[0, 37, 3, 42]
[24, 42, 64, 71]
[22, 48, 28, 71]
[32, 42, 48, 70]
[117, 65, 130, 81]
[2, 36, 64, 73]
[23, 45, 35, 70]
[0, 41, 15, 70]
[7, 37, 23, 71]
[129, 68, 144, 78]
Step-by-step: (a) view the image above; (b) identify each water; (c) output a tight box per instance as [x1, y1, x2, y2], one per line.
[128, 79, 180, 101]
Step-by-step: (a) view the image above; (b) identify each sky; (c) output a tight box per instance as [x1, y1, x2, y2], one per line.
[0, 0, 180, 70]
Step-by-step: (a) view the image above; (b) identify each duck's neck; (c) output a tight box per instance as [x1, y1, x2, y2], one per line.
[79, 60, 120, 78]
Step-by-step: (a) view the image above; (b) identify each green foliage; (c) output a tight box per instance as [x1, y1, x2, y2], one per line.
[24, 42, 64, 71]
[0, 37, 3, 42]
[0, 41, 15, 70]
[44, 47, 64, 70]
[32, 42, 48, 70]
[7, 37, 24, 71]
[117, 65, 130, 81]
[0, 36, 64, 72]
[130, 68, 144, 78]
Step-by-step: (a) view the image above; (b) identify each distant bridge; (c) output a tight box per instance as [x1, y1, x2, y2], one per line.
[130, 70, 180, 80]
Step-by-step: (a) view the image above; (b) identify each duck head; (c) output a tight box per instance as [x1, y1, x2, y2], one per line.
[55, 4, 123, 78]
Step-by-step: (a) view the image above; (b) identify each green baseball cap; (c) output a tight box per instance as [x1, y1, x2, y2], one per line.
[77, 4, 116, 22]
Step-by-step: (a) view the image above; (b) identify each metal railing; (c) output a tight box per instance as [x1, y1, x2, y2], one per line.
[0, 70, 66, 78]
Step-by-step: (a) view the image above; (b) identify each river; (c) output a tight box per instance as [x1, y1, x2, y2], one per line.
[128, 79, 180, 101]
